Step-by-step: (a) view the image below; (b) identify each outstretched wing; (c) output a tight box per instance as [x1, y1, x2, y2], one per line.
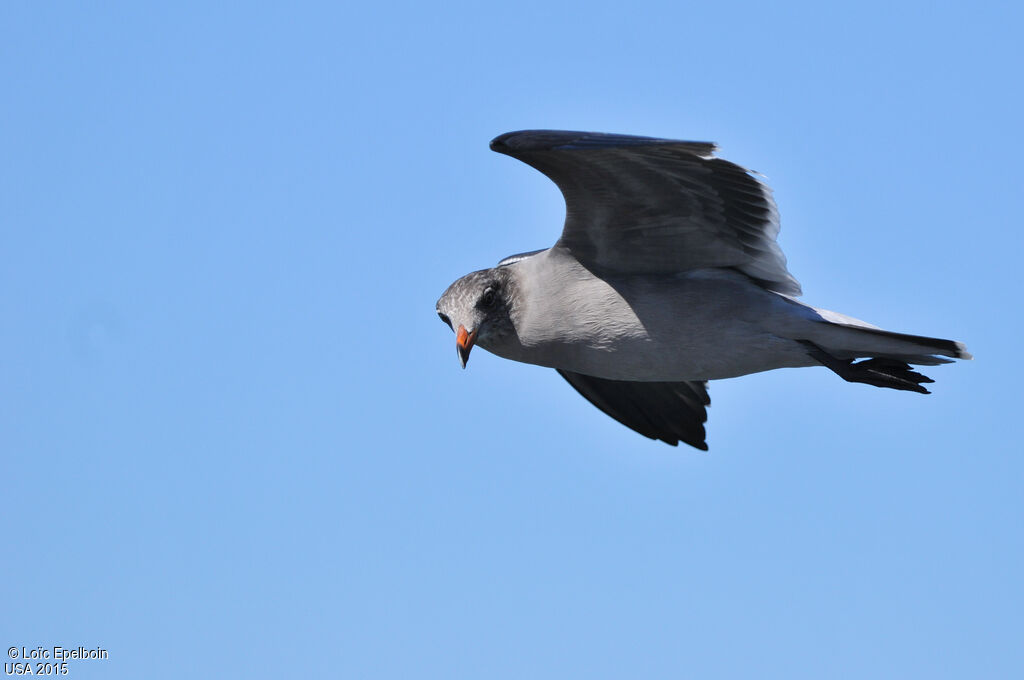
[557, 370, 711, 449]
[491, 130, 801, 296]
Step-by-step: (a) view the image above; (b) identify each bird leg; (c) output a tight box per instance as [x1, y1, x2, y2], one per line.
[798, 340, 934, 394]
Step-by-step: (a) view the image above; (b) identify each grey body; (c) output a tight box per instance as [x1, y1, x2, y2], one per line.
[437, 130, 970, 448]
[494, 251, 814, 380]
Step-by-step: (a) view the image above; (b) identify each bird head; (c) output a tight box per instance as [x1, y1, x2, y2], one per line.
[436, 268, 516, 368]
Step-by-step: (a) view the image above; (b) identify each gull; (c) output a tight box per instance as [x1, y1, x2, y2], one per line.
[436, 130, 971, 449]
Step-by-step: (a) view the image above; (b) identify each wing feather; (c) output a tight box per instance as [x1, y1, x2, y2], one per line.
[557, 370, 711, 449]
[491, 130, 802, 296]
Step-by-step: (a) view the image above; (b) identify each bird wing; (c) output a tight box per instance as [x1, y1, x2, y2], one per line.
[491, 130, 801, 296]
[497, 249, 546, 267]
[557, 370, 710, 449]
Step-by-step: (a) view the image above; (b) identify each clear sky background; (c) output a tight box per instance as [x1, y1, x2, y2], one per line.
[2, 2, 1021, 678]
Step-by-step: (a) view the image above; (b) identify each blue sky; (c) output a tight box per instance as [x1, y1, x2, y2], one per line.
[2, 2, 1021, 678]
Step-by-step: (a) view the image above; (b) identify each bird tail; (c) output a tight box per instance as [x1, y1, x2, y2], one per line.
[798, 314, 971, 394]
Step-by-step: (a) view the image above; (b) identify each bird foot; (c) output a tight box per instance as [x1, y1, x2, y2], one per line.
[799, 341, 934, 394]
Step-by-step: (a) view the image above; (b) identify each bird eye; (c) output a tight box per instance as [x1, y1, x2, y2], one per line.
[480, 288, 496, 308]
[437, 312, 453, 330]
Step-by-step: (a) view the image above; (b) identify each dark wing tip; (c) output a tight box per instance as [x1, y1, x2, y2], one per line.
[490, 130, 716, 157]
[665, 436, 709, 451]
[556, 370, 711, 450]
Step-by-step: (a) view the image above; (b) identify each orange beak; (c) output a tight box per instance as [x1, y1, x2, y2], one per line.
[456, 325, 478, 369]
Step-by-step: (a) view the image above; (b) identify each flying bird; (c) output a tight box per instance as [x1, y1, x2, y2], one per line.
[436, 130, 971, 449]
